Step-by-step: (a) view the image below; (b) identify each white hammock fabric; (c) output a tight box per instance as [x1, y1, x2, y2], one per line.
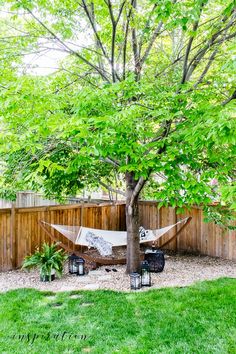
[44, 217, 188, 248]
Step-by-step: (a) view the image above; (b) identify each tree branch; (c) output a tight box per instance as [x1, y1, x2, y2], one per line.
[129, 176, 146, 207]
[100, 157, 120, 167]
[185, 13, 236, 81]
[181, 20, 201, 84]
[25, 7, 111, 82]
[140, 21, 163, 67]
[140, 0, 179, 67]
[122, 0, 134, 79]
[81, 0, 107, 56]
[138, 4, 157, 55]
[185, 49, 218, 93]
[99, 180, 126, 197]
[105, 0, 126, 82]
[81, 0, 110, 73]
[53, 70, 95, 93]
[131, 0, 141, 80]
[117, 1, 126, 24]
[222, 89, 236, 106]
[181, 0, 207, 84]
[155, 19, 236, 80]
[53, 77, 80, 94]
[57, 67, 100, 88]
[106, 0, 117, 82]
[192, 49, 218, 88]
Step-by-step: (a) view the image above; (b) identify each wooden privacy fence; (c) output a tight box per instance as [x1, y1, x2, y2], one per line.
[0, 201, 235, 271]
[139, 202, 236, 261]
[0, 202, 126, 271]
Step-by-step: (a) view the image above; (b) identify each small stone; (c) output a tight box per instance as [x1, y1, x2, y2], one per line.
[89, 270, 104, 276]
[83, 284, 100, 290]
[69, 294, 83, 299]
[81, 302, 94, 307]
[96, 275, 112, 281]
[49, 302, 63, 308]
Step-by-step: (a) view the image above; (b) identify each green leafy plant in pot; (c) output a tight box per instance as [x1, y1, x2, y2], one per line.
[22, 243, 68, 282]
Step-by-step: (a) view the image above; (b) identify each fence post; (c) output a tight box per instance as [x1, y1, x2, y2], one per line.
[10, 202, 17, 268]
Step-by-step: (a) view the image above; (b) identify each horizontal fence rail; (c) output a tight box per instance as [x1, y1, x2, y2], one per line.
[0, 201, 235, 271]
[0, 192, 115, 208]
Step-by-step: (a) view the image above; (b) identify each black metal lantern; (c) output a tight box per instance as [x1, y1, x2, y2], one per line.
[69, 254, 85, 275]
[141, 260, 151, 287]
[130, 272, 141, 290]
[144, 248, 165, 273]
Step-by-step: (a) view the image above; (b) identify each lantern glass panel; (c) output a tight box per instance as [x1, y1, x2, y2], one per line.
[130, 272, 141, 290]
[76, 258, 85, 276]
[141, 261, 151, 287]
[69, 254, 80, 274]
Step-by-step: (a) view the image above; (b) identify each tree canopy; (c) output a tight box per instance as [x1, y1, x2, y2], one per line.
[0, 0, 235, 271]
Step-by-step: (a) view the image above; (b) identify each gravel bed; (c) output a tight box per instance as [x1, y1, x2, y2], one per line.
[0, 254, 235, 293]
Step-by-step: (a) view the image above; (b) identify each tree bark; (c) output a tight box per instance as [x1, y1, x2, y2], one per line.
[125, 172, 140, 274]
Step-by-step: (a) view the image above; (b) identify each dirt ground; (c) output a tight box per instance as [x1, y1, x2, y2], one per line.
[0, 253, 235, 293]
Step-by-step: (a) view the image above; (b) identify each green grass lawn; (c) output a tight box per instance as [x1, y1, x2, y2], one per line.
[0, 278, 235, 354]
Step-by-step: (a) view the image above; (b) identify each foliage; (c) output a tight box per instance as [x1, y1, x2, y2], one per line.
[22, 243, 68, 281]
[0, 278, 235, 352]
[203, 204, 236, 230]
[0, 0, 235, 207]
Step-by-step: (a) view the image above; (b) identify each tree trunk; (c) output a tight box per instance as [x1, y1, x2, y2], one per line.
[126, 172, 140, 274]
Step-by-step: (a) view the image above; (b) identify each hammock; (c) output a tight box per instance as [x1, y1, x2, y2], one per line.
[44, 219, 189, 247]
[39, 217, 191, 264]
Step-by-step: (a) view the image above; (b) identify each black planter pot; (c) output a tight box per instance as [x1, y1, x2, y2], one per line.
[40, 274, 56, 282]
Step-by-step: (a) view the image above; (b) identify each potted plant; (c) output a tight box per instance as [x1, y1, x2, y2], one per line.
[22, 242, 68, 281]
